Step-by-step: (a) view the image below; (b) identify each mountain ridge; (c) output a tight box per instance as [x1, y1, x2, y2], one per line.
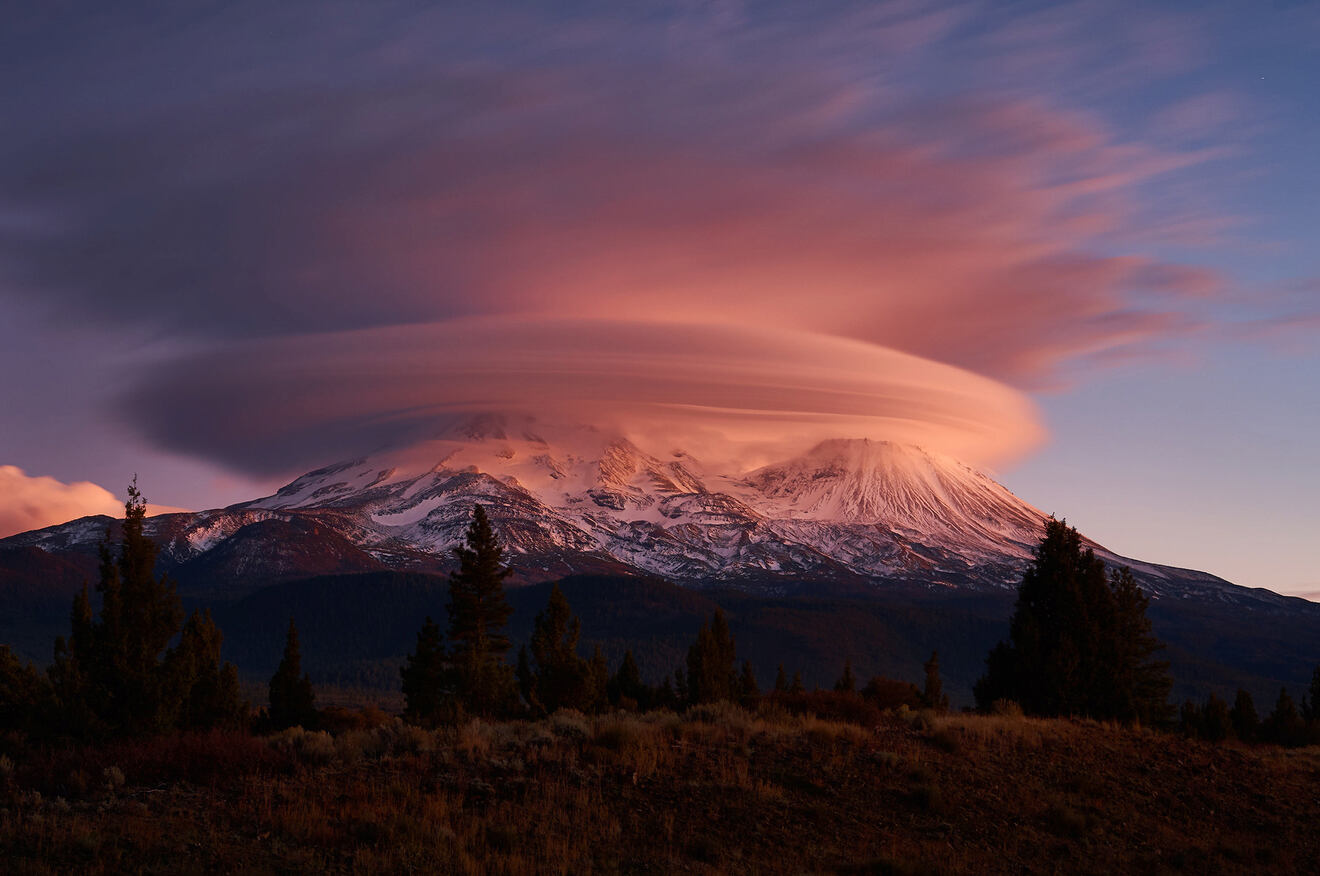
[0, 420, 1295, 617]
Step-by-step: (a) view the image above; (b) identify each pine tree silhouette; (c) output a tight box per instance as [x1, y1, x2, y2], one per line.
[834, 659, 856, 693]
[401, 616, 448, 724]
[268, 618, 316, 730]
[686, 609, 737, 704]
[974, 517, 1170, 722]
[528, 583, 594, 713]
[1230, 689, 1259, 742]
[446, 505, 516, 717]
[923, 651, 949, 713]
[48, 481, 242, 737]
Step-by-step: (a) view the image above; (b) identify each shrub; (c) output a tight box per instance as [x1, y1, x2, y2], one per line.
[770, 690, 885, 727]
[21, 730, 291, 794]
[861, 676, 926, 711]
[269, 727, 336, 765]
[549, 710, 591, 740]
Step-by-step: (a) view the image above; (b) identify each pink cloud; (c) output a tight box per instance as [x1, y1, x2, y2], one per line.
[125, 319, 1045, 475]
[0, 466, 188, 538]
[321, 95, 1223, 389]
[0, 1, 1262, 480]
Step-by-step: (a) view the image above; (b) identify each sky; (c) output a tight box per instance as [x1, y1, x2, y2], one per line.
[1, 1, 1316, 597]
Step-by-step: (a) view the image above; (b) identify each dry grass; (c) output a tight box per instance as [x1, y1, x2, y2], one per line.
[3, 708, 1319, 874]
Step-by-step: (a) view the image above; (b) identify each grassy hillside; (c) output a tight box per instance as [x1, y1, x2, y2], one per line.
[3, 705, 1317, 874]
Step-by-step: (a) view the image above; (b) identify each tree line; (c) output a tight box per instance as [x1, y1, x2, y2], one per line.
[394, 505, 949, 725]
[4, 493, 1319, 750]
[0, 483, 247, 742]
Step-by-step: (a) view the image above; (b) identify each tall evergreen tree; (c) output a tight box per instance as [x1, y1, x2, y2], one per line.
[1230, 689, 1259, 742]
[46, 481, 238, 738]
[515, 646, 538, 714]
[1105, 566, 1172, 725]
[738, 659, 760, 707]
[773, 664, 788, 693]
[923, 651, 949, 713]
[527, 583, 594, 713]
[49, 585, 98, 738]
[0, 646, 50, 738]
[163, 609, 246, 731]
[401, 617, 449, 724]
[686, 609, 737, 705]
[268, 619, 316, 730]
[446, 505, 516, 717]
[81, 481, 185, 735]
[1263, 687, 1305, 747]
[974, 517, 1170, 722]
[1303, 664, 1320, 723]
[834, 659, 857, 693]
[1200, 693, 1231, 742]
[609, 649, 648, 710]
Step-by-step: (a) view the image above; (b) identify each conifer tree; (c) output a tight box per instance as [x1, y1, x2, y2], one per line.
[834, 659, 857, 693]
[75, 481, 186, 735]
[656, 674, 679, 711]
[163, 609, 246, 731]
[673, 666, 689, 705]
[1230, 689, 1259, 742]
[1263, 687, 1305, 747]
[47, 481, 238, 738]
[609, 649, 647, 710]
[686, 609, 737, 704]
[447, 505, 516, 717]
[516, 646, 539, 714]
[49, 585, 98, 738]
[1200, 693, 1231, 742]
[1178, 699, 1202, 737]
[0, 646, 50, 737]
[774, 664, 788, 693]
[738, 659, 759, 706]
[527, 584, 594, 713]
[974, 517, 1170, 722]
[268, 619, 316, 730]
[789, 671, 805, 694]
[1303, 664, 1320, 723]
[401, 617, 449, 724]
[1105, 566, 1172, 725]
[923, 651, 949, 712]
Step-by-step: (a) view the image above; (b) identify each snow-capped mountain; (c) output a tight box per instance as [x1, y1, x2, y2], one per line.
[0, 414, 1264, 605]
[209, 416, 1044, 590]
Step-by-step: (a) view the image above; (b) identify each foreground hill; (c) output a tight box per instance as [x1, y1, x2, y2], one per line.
[4, 706, 1318, 874]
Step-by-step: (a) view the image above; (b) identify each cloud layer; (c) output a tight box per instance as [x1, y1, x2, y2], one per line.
[0, 1, 1271, 477]
[126, 318, 1044, 474]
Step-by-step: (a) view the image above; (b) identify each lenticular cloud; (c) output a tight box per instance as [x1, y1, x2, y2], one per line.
[124, 317, 1043, 476]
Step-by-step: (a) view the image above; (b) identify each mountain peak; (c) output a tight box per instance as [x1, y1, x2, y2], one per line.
[741, 437, 1041, 545]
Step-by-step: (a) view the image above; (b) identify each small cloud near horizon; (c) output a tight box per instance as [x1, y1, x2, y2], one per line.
[0, 466, 189, 538]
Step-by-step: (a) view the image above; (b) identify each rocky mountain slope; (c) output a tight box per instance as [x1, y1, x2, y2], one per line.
[0, 417, 1292, 607]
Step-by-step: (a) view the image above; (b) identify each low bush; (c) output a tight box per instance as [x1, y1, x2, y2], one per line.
[19, 730, 291, 794]
[768, 690, 886, 727]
